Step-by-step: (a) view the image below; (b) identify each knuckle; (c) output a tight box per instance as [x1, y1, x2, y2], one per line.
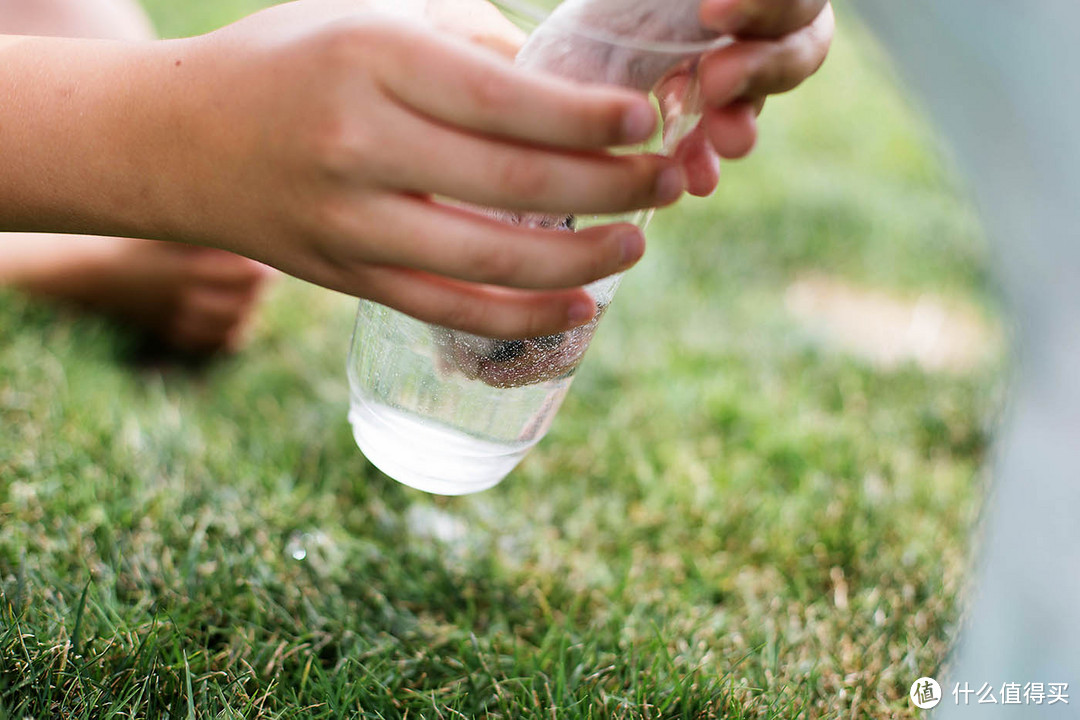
[316, 19, 386, 62]
[303, 195, 378, 269]
[299, 26, 408, 177]
[309, 116, 361, 177]
[308, 193, 356, 244]
[303, 21, 378, 77]
[307, 108, 387, 184]
[311, 191, 378, 245]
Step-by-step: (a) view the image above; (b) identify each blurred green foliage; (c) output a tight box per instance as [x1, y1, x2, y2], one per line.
[0, 1, 1001, 717]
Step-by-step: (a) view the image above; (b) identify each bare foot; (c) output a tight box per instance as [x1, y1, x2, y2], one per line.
[0, 234, 274, 354]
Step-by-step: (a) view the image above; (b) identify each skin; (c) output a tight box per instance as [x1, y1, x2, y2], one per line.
[0, 0, 834, 344]
[671, 0, 836, 195]
[0, 234, 273, 354]
[0, 0, 271, 354]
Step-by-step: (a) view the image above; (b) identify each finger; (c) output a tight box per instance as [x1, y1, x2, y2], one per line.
[373, 23, 660, 149]
[700, 0, 829, 39]
[672, 125, 721, 197]
[346, 194, 645, 290]
[699, 3, 835, 105]
[354, 266, 599, 339]
[373, 106, 685, 214]
[702, 102, 758, 159]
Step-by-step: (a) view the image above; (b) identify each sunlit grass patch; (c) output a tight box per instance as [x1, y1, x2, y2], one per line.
[0, 2, 1004, 718]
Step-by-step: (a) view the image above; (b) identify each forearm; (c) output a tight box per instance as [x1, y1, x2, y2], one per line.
[0, 34, 188, 242]
[0, 2, 678, 338]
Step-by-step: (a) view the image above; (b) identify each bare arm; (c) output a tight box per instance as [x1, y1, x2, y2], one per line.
[0, 2, 682, 338]
[0, 34, 181, 239]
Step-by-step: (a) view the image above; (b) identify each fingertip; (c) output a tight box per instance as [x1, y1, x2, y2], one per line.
[720, 131, 758, 160]
[654, 164, 688, 206]
[621, 99, 659, 144]
[687, 152, 722, 197]
[566, 296, 596, 328]
[616, 225, 647, 268]
[674, 128, 721, 196]
[706, 103, 758, 160]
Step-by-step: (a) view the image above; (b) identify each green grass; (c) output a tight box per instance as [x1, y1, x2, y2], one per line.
[0, 2, 1003, 718]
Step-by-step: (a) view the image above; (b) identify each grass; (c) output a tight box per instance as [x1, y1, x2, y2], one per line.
[0, 2, 1004, 718]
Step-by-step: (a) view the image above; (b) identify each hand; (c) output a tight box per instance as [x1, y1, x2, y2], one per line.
[147, 1, 686, 339]
[666, 0, 835, 196]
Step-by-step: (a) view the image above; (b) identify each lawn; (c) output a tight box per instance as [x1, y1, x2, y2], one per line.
[0, 1, 1003, 718]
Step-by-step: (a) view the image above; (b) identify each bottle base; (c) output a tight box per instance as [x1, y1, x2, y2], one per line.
[348, 397, 531, 496]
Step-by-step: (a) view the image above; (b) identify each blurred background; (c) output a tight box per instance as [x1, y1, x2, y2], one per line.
[0, 1, 1006, 717]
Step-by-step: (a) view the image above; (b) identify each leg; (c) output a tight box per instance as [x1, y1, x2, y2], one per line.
[0, 234, 273, 353]
[0, 0, 154, 40]
[0, 0, 273, 353]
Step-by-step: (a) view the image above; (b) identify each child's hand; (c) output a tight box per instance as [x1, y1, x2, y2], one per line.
[665, 0, 835, 196]
[151, 1, 685, 339]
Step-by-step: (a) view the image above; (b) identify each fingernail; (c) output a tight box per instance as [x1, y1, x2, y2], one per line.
[622, 101, 657, 144]
[567, 299, 595, 326]
[655, 166, 686, 204]
[618, 229, 646, 267]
